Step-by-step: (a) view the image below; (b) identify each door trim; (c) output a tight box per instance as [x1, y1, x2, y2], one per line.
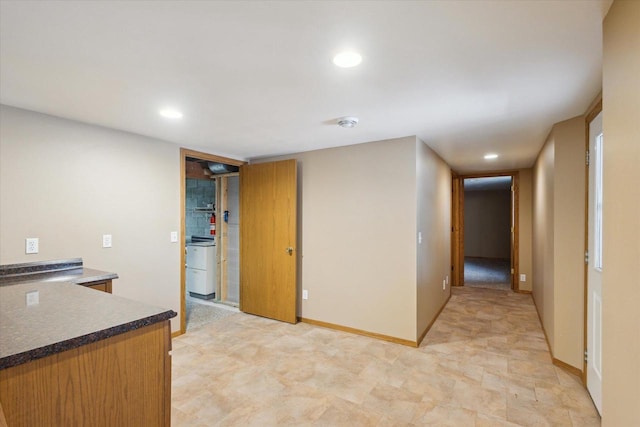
[452, 171, 520, 291]
[583, 98, 603, 384]
[179, 148, 245, 335]
[451, 173, 463, 286]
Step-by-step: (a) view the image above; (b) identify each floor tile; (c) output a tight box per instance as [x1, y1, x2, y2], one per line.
[171, 287, 599, 426]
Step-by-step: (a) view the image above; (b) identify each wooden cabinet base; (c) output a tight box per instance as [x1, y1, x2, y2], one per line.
[0, 321, 172, 427]
[85, 279, 113, 293]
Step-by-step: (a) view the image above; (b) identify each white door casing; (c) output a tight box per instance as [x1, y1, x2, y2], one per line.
[587, 110, 603, 415]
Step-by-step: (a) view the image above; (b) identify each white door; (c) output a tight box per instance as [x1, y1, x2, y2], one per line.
[587, 110, 603, 415]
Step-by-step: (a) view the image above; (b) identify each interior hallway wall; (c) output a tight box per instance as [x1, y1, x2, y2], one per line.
[416, 138, 452, 340]
[533, 136, 555, 349]
[532, 115, 586, 370]
[0, 105, 183, 333]
[258, 137, 419, 342]
[259, 136, 452, 343]
[601, 1, 640, 424]
[464, 189, 511, 259]
[518, 168, 533, 292]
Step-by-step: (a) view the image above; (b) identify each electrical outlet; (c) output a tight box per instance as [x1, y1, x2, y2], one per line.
[170, 231, 178, 242]
[442, 280, 446, 290]
[520, 274, 526, 282]
[26, 290, 39, 306]
[102, 234, 112, 248]
[418, 232, 422, 244]
[25, 238, 39, 254]
[302, 289, 308, 300]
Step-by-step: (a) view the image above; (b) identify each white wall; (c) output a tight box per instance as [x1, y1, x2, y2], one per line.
[0, 105, 182, 332]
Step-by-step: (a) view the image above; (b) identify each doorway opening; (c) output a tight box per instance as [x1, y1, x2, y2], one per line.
[180, 148, 245, 334]
[452, 172, 519, 291]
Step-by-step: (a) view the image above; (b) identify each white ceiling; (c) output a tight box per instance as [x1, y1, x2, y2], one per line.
[0, 1, 610, 173]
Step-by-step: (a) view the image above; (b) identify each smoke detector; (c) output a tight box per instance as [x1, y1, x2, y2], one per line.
[337, 117, 359, 128]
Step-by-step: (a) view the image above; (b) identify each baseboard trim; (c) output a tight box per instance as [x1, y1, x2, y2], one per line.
[531, 294, 554, 359]
[531, 294, 584, 380]
[516, 289, 532, 294]
[417, 293, 452, 347]
[299, 317, 417, 347]
[171, 330, 183, 339]
[553, 357, 583, 378]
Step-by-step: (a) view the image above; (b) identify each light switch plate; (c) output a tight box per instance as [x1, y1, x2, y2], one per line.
[520, 274, 526, 282]
[102, 234, 112, 248]
[302, 289, 308, 300]
[170, 231, 178, 243]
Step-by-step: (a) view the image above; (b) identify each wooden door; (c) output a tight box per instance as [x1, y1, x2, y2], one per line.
[239, 160, 297, 323]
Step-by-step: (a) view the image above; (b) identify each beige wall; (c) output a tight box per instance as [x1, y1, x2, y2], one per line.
[552, 116, 586, 369]
[602, 1, 640, 425]
[533, 134, 555, 349]
[0, 105, 183, 332]
[416, 138, 451, 339]
[464, 189, 511, 259]
[518, 168, 533, 292]
[259, 137, 420, 341]
[260, 136, 452, 342]
[532, 116, 586, 369]
[0, 106, 453, 343]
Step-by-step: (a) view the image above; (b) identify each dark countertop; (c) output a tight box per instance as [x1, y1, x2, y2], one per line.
[0, 259, 176, 370]
[0, 267, 118, 286]
[0, 257, 118, 286]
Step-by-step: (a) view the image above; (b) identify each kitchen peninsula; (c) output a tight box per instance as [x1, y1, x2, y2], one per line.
[0, 259, 176, 427]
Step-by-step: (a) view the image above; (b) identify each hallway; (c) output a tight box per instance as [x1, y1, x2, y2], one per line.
[464, 257, 512, 290]
[171, 287, 599, 426]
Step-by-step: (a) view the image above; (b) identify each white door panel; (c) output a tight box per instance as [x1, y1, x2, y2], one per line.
[587, 110, 603, 415]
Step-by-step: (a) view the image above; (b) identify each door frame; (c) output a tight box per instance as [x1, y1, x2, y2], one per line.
[451, 173, 462, 287]
[452, 171, 520, 291]
[583, 98, 603, 384]
[179, 148, 245, 335]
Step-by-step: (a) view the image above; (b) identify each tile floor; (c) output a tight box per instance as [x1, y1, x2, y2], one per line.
[171, 286, 600, 426]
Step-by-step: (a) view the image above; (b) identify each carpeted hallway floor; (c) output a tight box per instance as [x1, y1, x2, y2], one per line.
[171, 286, 599, 426]
[464, 257, 511, 290]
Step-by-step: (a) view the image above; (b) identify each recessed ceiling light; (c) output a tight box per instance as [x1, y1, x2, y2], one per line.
[333, 51, 362, 68]
[337, 116, 359, 128]
[159, 108, 183, 119]
[484, 153, 499, 160]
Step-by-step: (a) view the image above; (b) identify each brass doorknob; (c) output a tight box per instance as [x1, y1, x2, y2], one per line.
[286, 247, 294, 255]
